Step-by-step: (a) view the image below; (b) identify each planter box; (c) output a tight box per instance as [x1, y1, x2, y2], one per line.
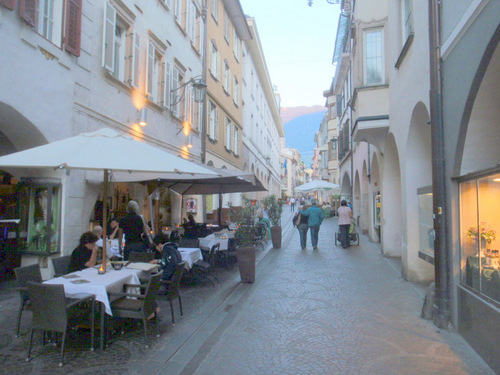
[271, 226, 282, 248]
[236, 246, 256, 283]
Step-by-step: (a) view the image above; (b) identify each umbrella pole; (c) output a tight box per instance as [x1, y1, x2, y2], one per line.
[101, 169, 109, 272]
[218, 193, 222, 226]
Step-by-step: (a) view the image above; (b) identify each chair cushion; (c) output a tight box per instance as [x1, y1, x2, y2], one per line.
[111, 297, 142, 311]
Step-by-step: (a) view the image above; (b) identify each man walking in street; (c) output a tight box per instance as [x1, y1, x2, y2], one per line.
[299, 200, 324, 249]
[289, 196, 296, 211]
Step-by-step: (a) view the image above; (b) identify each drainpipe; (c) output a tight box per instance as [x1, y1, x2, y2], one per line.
[428, 0, 450, 328]
[200, 0, 208, 221]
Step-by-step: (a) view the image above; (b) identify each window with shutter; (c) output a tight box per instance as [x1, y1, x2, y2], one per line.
[65, 0, 82, 56]
[0, 0, 16, 10]
[19, 0, 36, 28]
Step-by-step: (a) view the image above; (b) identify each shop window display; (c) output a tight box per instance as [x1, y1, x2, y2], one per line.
[18, 180, 61, 255]
[460, 173, 500, 302]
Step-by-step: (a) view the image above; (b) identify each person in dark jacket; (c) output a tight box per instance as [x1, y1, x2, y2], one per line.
[293, 205, 309, 249]
[118, 200, 147, 260]
[150, 233, 183, 281]
[68, 231, 99, 273]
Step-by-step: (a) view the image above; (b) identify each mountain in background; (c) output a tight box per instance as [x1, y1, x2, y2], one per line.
[280, 105, 325, 123]
[281, 106, 326, 168]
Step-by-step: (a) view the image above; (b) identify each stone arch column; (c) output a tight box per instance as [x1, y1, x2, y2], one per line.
[404, 102, 433, 282]
[361, 161, 370, 234]
[370, 152, 381, 242]
[381, 133, 402, 257]
[353, 171, 361, 227]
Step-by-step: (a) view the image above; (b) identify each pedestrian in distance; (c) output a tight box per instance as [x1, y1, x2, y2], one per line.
[337, 199, 353, 249]
[293, 205, 309, 249]
[289, 196, 296, 211]
[299, 200, 324, 249]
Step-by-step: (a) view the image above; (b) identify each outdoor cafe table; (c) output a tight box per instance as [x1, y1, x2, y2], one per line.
[178, 247, 203, 268]
[199, 231, 234, 251]
[45, 265, 145, 350]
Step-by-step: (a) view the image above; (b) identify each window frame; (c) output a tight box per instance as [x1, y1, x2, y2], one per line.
[363, 27, 384, 86]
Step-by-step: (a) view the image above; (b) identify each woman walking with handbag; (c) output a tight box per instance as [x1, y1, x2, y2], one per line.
[293, 205, 309, 250]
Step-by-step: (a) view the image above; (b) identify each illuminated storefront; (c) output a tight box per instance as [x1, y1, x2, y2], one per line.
[460, 173, 500, 304]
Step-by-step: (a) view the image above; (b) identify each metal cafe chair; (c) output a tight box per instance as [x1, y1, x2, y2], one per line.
[192, 243, 219, 286]
[52, 255, 71, 277]
[161, 261, 186, 325]
[26, 281, 95, 367]
[108, 271, 163, 347]
[14, 264, 42, 337]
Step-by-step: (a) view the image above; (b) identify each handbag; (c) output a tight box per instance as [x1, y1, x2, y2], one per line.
[293, 213, 301, 227]
[140, 215, 154, 246]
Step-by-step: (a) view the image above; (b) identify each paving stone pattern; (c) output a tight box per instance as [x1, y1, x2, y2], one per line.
[0, 209, 495, 374]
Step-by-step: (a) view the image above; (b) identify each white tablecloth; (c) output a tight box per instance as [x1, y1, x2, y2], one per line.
[45, 266, 143, 315]
[199, 232, 234, 251]
[178, 247, 203, 268]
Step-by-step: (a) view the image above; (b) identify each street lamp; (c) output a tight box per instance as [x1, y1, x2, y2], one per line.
[170, 76, 207, 111]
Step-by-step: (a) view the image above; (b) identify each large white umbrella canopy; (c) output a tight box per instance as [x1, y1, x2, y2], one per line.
[105, 165, 266, 195]
[295, 180, 341, 192]
[0, 128, 217, 264]
[103, 165, 267, 225]
[0, 127, 216, 175]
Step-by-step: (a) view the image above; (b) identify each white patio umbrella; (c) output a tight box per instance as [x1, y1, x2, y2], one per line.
[104, 165, 267, 225]
[0, 128, 217, 267]
[295, 180, 340, 192]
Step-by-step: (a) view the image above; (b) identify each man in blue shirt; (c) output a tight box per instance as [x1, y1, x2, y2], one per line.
[300, 200, 324, 249]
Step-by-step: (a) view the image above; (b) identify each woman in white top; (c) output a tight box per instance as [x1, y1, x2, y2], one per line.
[337, 200, 353, 248]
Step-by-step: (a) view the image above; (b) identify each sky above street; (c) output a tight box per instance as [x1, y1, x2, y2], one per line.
[239, 0, 341, 108]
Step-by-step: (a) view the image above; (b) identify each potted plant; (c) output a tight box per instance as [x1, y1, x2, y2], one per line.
[467, 222, 497, 250]
[262, 194, 283, 248]
[228, 197, 257, 283]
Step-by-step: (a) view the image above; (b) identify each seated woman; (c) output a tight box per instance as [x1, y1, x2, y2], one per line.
[67, 231, 100, 273]
[150, 233, 183, 281]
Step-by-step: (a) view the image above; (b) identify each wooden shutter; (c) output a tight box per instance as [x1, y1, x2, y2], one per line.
[102, 2, 116, 71]
[0, 0, 16, 10]
[165, 60, 171, 107]
[132, 32, 140, 88]
[146, 41, 154, 96]
[65, 0, 83, 56]
[19, 0, 36, 28]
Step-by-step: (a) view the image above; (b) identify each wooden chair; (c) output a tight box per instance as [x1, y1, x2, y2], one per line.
[52, 255, 71, 277]
[109, 271, 163, 347]
[161, 261, 186, 325]
[26, 282, 95, 366]
[14, 264, 42, 337]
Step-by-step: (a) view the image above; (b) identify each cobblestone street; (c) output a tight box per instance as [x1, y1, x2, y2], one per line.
[0, 209, 495, 374]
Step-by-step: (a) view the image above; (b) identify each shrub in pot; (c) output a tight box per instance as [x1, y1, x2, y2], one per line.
[228, 198, 257, 283]
[262, 194, 283, 248]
